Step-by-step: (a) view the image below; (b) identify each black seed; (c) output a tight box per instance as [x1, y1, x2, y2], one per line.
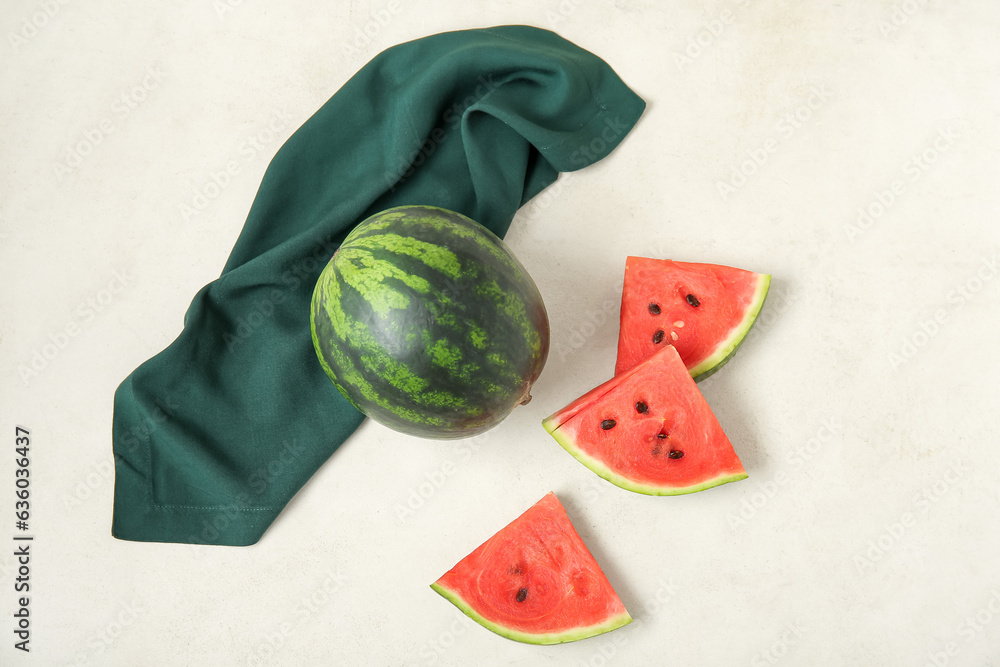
[686, 294, 700, 307]
[516, 588, 528, 602]
[648, 303, 661, 315]
[601, 419, 616, 430]
[635, 401, 648, 414]
[668, 450, 684, 459]
[657, 432, 667, 439]
[652, 330, 665, 344]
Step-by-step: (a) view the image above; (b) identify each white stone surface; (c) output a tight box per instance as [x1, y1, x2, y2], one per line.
[2, 1, 999, 665]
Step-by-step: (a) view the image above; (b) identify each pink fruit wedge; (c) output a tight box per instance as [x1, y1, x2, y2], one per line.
[431, 492, 632, 644]
[616, 256, 769, 380]
[544, 345, 747, 495]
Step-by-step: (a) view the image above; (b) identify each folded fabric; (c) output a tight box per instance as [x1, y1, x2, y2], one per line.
[112, 25, 645, 546]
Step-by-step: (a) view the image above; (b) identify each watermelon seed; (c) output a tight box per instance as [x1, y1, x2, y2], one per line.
[686, 294, 700, 307]
[635, 401, 648, 414]
[657, 432, 667, 439]
[648, 303, 661, 315]
[670, 331, 679, 342]
[668, 450, 684, 459]
[516, 588, 528, 602]
[652, 330, 665, 344]
[673, 320, 685, 328]
[601, 419, 617, 430]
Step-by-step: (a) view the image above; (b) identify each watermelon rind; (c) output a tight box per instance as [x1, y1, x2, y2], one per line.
[689, 272, 771, 382]
[310, 204, 549, 438]
[429, 582, 633, 645]
[543, 418, 748, 496]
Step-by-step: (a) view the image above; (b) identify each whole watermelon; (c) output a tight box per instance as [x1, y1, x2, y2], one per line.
[311, 205, 549, 439]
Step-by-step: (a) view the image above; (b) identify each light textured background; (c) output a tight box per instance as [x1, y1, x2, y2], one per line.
[3, 1, 1000, 665]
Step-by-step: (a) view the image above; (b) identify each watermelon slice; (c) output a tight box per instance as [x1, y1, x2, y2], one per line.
[544, 345, 746, 495]
[431, 492, 632, 645]
[616, 257, 770, 380]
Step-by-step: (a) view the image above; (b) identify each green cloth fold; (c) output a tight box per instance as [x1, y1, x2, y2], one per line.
[112, 25, 645, 546]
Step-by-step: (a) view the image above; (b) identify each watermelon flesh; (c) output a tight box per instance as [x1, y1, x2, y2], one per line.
[616, 257, 770, 380]
[544, 345, 746, 495]
[431, 492, 632, 644]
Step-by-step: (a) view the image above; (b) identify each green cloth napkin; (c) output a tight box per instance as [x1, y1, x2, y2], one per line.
[112, 25, 645, 546]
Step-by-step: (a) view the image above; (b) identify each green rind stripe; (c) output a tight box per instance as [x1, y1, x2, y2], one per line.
[690, 273, 771, 382]
[339, 235, 534, 391]
[310, 267, 371, 409]
[312, 293, 440, 426]
[341, 208, 409, 238]
[430, 582, 633, 645]
[468, 323, 488, 350]
[336, 247, 430, 315]
[474, 278, 540, 362]
[543, 418, 748, 496]
[345, 206, 520, 278]
[319, 272, 430, 398]
[314, 267, 472, 422]
[346, 232, 462, 280]
[317, 292, 499, 421]
[331, 323, 473, 415]
[310, 318, 364, 414]
[357, 352, 430, 398]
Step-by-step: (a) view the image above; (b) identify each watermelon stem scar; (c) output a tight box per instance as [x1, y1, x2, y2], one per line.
[517, 386, 533, 406]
